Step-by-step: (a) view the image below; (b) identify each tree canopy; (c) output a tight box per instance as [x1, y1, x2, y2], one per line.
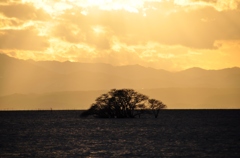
[81, 89, 166, 118]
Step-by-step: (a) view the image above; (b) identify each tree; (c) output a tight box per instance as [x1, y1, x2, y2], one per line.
[80, 89, 166, 118]
[148, 99, 166, 118]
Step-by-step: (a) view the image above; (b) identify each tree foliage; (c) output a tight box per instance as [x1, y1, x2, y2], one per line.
[81, 89, 166, 118]
[148, 99, 166, 118]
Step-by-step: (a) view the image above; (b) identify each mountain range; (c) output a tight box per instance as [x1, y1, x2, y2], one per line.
[0, 53, 240, 109]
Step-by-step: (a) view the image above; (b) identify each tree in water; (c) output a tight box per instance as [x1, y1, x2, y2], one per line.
[148, 99, 166, 118]
[81, 89, 166, 118]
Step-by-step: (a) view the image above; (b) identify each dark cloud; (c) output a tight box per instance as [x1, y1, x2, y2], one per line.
[0, 28, 49, 50]
[0, 3, 49, 20]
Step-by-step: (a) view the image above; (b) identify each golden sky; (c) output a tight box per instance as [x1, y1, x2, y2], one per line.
[0, 0, 240, 71]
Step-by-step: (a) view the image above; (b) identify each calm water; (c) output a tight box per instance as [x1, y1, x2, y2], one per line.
[0, 110, 240, 157]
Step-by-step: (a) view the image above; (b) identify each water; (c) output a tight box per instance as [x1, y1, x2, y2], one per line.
[0, 110, 240, 157]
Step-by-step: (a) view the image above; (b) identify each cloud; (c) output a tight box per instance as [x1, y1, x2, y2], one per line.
[0, 0, 240, 71]
[54, 4, 240, 49]
[2, 1, 238, 50]
[0, 28, 49, 50]
[0, 3, 49, 20]
[52, 22, 111, 49]
[0, 16, 23, 28]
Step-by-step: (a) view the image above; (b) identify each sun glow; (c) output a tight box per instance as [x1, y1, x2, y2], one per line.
[1, 0, 240, 71]
[92, 25, 106, 35]
[87, 0, 109, 6]
[24, 0, 143, 14]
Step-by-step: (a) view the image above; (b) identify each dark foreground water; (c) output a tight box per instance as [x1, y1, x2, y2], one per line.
[0, 110, 240, 157]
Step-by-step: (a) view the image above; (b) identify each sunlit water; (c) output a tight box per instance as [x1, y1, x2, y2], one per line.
[0, 110, 240, 157]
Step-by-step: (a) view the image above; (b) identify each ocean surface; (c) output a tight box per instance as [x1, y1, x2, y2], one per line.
[0, 110, 240, 157]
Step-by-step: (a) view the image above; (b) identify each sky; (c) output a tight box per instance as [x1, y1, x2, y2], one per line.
[0, 0, 240, 71]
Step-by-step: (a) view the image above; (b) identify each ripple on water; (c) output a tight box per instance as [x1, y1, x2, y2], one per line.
[0, 110, 240, 157]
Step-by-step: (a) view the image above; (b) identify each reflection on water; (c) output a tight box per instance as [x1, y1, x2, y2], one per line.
[0, 110, 240, 157]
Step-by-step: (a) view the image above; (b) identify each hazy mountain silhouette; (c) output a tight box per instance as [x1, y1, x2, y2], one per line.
[0, 53, 240, 109]
[1, 88, 239, 110]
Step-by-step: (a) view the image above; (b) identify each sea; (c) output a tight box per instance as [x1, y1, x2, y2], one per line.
[0, 110, 240, 157]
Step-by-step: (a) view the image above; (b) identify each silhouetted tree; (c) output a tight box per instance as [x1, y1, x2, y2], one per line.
[148, 99, 166, 118]
[81, 89, 166, 118]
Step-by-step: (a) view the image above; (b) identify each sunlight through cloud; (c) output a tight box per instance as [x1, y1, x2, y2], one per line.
[0, 0, 239, 71]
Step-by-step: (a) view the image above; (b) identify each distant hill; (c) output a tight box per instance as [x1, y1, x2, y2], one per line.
[1, 53, 240, 95]
[1, 53, 240, 109]
[0, 88, 239, 110]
